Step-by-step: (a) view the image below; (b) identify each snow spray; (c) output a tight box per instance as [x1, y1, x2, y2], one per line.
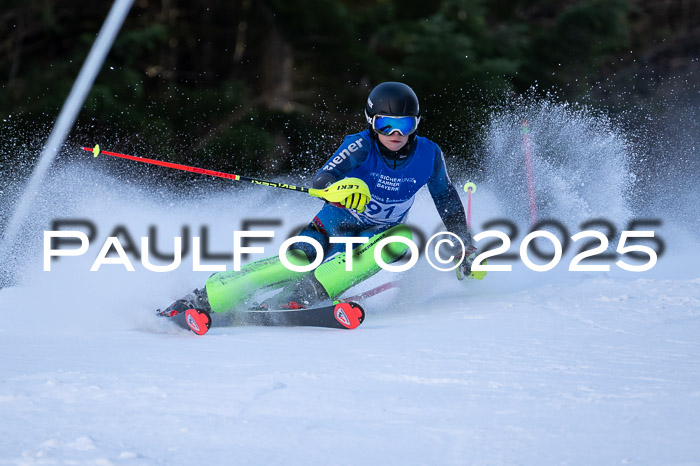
[482, 98, 633, 235]
[0, 0, 134, 287]
[521, 120, 538, 226]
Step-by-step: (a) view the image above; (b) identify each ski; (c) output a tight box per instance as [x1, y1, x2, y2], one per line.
[233, 301, 365, 330]
[160, 301, 364, 335]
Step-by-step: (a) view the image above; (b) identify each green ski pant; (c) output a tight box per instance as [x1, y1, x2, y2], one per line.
[205, 224, 412, 313]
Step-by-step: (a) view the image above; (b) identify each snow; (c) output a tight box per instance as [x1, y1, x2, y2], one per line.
[1, 163, 699, 465]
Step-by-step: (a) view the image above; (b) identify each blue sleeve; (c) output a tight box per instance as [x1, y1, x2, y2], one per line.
[312, 131, 371, 188]
[427, 146, 472, 246]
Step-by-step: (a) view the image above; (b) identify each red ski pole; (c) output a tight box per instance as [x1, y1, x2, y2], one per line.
[83, 144, 370, 205]
[83, 145, 310, 194]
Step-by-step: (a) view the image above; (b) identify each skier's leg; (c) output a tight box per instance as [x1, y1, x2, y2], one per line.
[288, 203, 361, 262]
[314, 223, 413, 299]
[264, 223, 413, 307]
[204, 250, 311, 313]
[204, 204, 357, 313]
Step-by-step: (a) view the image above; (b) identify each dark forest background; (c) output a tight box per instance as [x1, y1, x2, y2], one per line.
[1, 0, 698, 178]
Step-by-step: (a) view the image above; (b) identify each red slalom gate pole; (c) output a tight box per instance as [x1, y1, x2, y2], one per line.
[467, 188, 473, 228]
[521, 120, 538, 226]
[463, 182, 477, 229]
[342, 281, 400, 302]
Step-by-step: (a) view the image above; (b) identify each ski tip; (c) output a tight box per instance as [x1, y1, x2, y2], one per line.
[185, 308, 212, 335]
[333, 301, 364, 329]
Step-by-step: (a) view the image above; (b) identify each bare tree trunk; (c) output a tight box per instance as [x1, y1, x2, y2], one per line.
[259, 1, 294, 111]
[233, 0, 252, 63]
[7, 9, 24, 88]
[157, 0, 178, 83]
[191, 1, 296, 164]
[257, 3, 294, 170]
[633, 0, 700, 74]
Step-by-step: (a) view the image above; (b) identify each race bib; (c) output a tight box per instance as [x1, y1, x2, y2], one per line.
[355, 197, 415, 225]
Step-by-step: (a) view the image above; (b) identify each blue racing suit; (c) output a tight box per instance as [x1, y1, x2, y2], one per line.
[294, 128, 472, 261]
[203, 129, 475, 312]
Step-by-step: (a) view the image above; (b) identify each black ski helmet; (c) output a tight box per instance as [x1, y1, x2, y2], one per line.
[365, 82, 420, 123]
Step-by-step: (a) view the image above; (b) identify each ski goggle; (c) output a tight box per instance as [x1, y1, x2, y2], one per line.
[370, 115, 420, 136]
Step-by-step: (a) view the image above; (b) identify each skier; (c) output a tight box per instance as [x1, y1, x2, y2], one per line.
[159, 81, 485, 323]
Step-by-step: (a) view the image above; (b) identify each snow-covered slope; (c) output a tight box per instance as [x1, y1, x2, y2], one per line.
[1, 155, 698, 465]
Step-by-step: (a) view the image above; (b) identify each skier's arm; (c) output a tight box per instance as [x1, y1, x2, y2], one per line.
[426, 148, 472, 247]
[313, 171, 339, 189]
[312, 133, 370, 188]
[427, 148, 485, 280]
[312, 133, 371, 210]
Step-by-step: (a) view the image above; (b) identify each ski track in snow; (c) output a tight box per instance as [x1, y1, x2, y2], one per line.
[1, 165, 699, 465]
